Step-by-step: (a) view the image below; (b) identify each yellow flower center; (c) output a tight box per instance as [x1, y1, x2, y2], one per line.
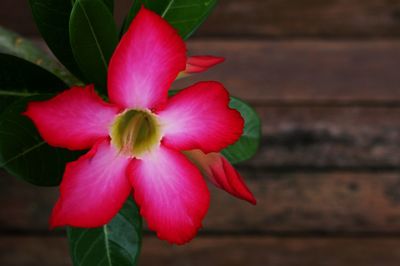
[110, 109, 162, 157]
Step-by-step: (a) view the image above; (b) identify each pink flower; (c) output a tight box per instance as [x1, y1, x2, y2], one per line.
[24, 7, 255, 244]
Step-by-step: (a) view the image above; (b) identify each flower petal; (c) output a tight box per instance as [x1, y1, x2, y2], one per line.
[177, 56, 225, 79]
[128, 145, 209, 244]
[108, 7, 186, 110]
[186, 56, 225, 73]
[24, 85, 120, 150]
[50, 139, 131, 228]
[186, 150, 256, 204]
[158, 81, 244, 153]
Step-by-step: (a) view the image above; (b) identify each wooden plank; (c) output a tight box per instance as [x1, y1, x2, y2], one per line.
[141, 237, 400, 266]
[0, 236, 70, 266]
[2, 0, 400, 38]
[3, 170, 400, 233]
[205, 171, 400, 233]
[176, 40, 400, 103]
[198, 0, 400, 38]
[8, 39, 400, 103]
[2, 236, 400, 266]
[0, 173, 57, 231]
[251, 106, 400, 169]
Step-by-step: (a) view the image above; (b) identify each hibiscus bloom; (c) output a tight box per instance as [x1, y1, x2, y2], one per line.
[24, 7, 255, 244]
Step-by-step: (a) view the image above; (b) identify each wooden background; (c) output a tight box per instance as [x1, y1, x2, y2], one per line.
[1, 0, 400, 265]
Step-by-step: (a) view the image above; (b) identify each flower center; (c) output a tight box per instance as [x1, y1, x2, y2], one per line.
[110, 109, 161, 157]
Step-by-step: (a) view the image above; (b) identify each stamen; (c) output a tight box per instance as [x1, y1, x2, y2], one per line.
[110, 109, 161, 157]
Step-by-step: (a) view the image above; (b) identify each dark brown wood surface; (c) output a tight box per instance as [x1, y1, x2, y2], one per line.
[178, 40, 400, 103]
[254, 106, 400, 169]
[199, 0, 400, 38]
[3, 170, 400, 233]
[3, 236, 400, 266]
[2, 0, 400, 38]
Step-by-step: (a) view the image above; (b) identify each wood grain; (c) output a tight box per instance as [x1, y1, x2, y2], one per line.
[205, 171, 400, 233]
[176, 40, 400, 103]
[141, 236, 400, 266]
[3, 170, 400, 233]
[198, 0, 400, 38]
[2, 0, 400, 38]
[0, 236, 70, 266]
[2, 236, 400, 266]
[252, 106, 400, 169]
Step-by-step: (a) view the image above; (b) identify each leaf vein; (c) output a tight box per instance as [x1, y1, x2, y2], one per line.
[103, 225, 113, 266]
[161, 0, 176, 17]
[77, 1, 108, 73]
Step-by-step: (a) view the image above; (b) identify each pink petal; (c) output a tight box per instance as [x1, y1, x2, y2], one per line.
[186, 150, 256, 205]
[158, 81, 244, 153]
[50, 139, 131, 228]
[185, 56, 225, 74]
[128, 145, 209, 244]
[24, 85, 120, 150]
[108, 7, 186, 110]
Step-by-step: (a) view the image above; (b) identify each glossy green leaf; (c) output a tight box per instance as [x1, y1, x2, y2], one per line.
[70, 0, 118, 91]
[68, 198, 142, 266]
[0, 53, 67, 113]
[222, 97, 261, 164]
[122, 0, 217, 39]
[29, 0, 84, 79]
[0, 26, 81, 87]
[0, 95, 82, 186]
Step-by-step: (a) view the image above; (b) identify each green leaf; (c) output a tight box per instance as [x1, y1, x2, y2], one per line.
[68, 198, 142, 266]
[0, 25, 58, 68]
[222, 97, 261, 164]
[0, 53, 67, 113]
[102, 0, 114, 13]
[0, 26, 80, 87]
[0, 54, 78, 186]
[70, 0, 118, 91]
[0, 95, 82, 186]
[122, 0, 217, 39]
[29, 0, 84, 79]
